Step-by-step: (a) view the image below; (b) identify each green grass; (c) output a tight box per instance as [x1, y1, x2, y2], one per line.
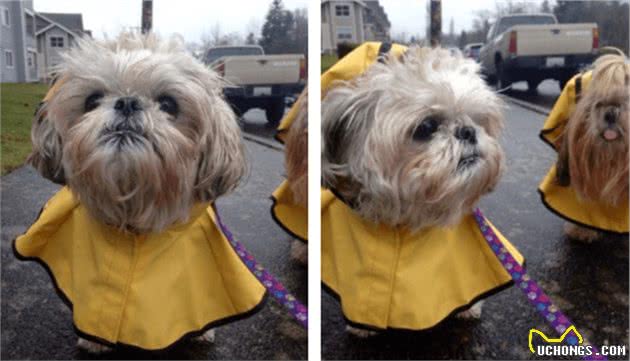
[1, 82, 48, 175]
[321, 54, 338, 73]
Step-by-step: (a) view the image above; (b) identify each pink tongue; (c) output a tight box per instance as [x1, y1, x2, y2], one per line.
[604, 129, 619, 140]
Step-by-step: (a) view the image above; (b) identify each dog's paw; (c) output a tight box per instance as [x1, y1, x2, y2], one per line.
[290, 239, 307, 265]
[456, 301, 483, 320]
[194, 329, 215, 343]
[345, 325, 378, 338]
[77, 337, 112, 353]
[564, 223, 601, 243]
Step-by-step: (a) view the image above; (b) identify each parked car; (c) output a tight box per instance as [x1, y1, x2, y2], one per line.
[463, 42, 483, 62]
[205, 45, 306, 124]
[479, 13, 598, 92]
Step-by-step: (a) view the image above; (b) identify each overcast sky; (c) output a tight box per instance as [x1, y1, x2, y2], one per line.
[34, 0, 309, 43]
[381, 0, 546, 38]
[34, 0, 549, 43]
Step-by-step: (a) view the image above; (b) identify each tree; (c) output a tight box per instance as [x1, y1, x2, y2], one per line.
[540, 0, 551, 13]
[458, 30, 468, 48]
[246, 32, 256, 45]
[291, 8, 308, 56]
[259, 0, 295, 54]
[554, 1, 629, 55]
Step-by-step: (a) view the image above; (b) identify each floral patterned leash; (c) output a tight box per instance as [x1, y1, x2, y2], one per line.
[214, 208, 308, 329]
[473, 208, 605, 360]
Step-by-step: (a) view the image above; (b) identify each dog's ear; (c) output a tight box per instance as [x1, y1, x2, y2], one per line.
[555, 130, 571, 186]
[321, 84, 377, 199]
[193, 94, 246, 202]
[28, 101, 65, 184]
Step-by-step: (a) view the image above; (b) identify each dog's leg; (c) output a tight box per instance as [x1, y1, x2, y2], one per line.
[564, 222, 601, 243]
[290, 239, 308, 265]
[77, 337, 111, 353]
[194, 328, 215, 343]
[456, 300, 484, 319]
[345, 325, 378, 338]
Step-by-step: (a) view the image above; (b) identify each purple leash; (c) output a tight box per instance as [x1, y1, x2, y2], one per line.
[214, 208, 308, 329]
[473, 208, 605, 360]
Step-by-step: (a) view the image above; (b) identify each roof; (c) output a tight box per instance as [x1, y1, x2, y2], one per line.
[321, 0, 367, 7]
[37, 12, 84, 33]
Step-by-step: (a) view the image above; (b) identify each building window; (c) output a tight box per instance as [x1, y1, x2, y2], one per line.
[1, 7, 9, 26]
[336, 27, 353, 41]
[5, 50, 14, 68]
[335, 5, 350, 16]
[27, 53, 33, 67]
[50, 37, 64, 48]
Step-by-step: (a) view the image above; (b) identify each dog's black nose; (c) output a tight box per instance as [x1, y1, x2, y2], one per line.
[605, 109, 618, 125]
[455, 126, 477, 144]
[114, 97, 142, 117]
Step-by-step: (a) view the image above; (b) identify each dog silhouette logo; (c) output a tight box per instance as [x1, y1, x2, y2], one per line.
[528, 325, 584, 353]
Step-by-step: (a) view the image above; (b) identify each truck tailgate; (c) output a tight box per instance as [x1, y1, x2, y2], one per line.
[222, 54, 303, 85]
[514, 23, 596, 56]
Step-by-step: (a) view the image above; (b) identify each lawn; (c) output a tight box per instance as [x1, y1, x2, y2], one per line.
[1, 82, 48, 175]
[321, 54, 338, 73]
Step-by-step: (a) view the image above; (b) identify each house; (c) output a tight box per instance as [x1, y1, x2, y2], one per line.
[363, 0, 391, 43]
[0, 0, 39, 82]
[35, 12, 89, 80]
[321, 0, 390, 54]
[0, 0, 89, 83]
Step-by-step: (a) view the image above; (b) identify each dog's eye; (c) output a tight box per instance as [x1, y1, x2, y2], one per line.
[157, 95, 178, 116]
[84, 92, 104, 113]
[413, 117, 439, 141]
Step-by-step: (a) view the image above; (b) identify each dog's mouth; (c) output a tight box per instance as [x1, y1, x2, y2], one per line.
[600, 126, 622, 142]
[102, 123, 146, 145]
[457, 152, 480, 170]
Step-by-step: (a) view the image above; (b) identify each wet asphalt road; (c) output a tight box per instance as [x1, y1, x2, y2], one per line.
[321, 101, 629, 360]
[505, 79, 562, 110]
[1, 108, 307, 360]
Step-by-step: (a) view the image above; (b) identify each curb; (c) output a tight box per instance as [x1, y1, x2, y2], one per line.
[243, 133, 284, 152]
[502, 95, 551, 116]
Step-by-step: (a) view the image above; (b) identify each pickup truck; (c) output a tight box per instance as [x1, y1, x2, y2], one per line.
[479, 13, 598, 92]
[205, 45, 306, 124]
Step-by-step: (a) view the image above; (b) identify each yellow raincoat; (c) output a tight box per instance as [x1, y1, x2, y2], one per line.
[538, 72, 629, 233]
[14, 187, 266, 350]
[271, 92, 308, 242]
[321, 42, 524, 330]
[322, 190, 524, 330]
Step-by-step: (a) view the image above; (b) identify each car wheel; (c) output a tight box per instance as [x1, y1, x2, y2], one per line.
[558, 75, 572, 90]
[496, 61, 512, 90]
[527, 79, 541, 93]
[265, 98, 285, 125]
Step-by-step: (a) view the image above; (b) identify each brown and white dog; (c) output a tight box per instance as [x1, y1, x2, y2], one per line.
[554, 54, 630, 242]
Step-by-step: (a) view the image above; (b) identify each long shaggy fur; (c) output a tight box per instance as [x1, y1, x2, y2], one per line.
[555, 54, 630, 206]
[322, 47, 505, 231]
[28, 33, 245, 233]
[285, 90, 308, 207]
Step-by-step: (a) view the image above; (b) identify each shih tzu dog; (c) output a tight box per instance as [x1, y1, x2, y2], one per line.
[284, 91, 308, 263]
[323, 47, 504, 230]
[27, 33, 245, 352]
[322, 47, 506, 335]
[554, 54, 629, 242]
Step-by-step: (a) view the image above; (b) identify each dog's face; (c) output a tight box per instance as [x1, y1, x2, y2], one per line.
[558, 54, 630, 205]
[322, 47, 505, 230]
[29, 33, 245, 233]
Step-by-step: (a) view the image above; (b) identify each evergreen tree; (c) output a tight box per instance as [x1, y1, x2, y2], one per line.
[259, 0, 294, 54]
